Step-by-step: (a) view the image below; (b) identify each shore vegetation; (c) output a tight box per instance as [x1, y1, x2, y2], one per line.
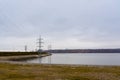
[0, 63, 120, 80]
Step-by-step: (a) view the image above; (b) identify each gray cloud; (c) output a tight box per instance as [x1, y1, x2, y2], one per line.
[0, 0, 120, 50]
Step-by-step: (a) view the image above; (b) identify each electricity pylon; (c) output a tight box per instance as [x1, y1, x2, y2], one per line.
[37, 35, 43, 52]
[25, 45, 27, 52]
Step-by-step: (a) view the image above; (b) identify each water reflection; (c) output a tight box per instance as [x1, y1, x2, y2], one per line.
[26, 53, 120, 65]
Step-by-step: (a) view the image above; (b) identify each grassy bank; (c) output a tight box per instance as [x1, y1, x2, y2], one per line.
[0, 52, 47, 56]
[0, 52, 51, 61]
[0, 63, 120, 80]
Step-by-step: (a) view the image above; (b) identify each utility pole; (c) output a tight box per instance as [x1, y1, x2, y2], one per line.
[37, 35, 43, 52]
[37, 36, 43, 62]
[48, 44, 52, 64]
[48, 44, 52, 53]
[25, 45, 27, 52]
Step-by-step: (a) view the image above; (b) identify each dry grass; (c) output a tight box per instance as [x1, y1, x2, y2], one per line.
[0, 63, 120, 80]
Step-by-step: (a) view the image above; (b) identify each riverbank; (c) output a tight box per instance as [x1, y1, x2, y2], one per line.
[0, 51, 47, 56]
[0, 62, 120, 80]
[0, 52, 120, 80]
[0, 52, 51, 61]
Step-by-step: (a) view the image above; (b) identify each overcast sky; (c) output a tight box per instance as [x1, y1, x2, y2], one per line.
[0, 0, 120, 51]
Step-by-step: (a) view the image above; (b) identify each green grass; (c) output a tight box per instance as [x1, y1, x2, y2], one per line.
[0, 63, 120, 80]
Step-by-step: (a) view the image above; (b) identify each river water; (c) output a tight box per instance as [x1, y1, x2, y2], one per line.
[26, 53, 120, 65]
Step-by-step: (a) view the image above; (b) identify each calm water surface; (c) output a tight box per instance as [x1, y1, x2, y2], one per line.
[26, 53, 120, 65]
